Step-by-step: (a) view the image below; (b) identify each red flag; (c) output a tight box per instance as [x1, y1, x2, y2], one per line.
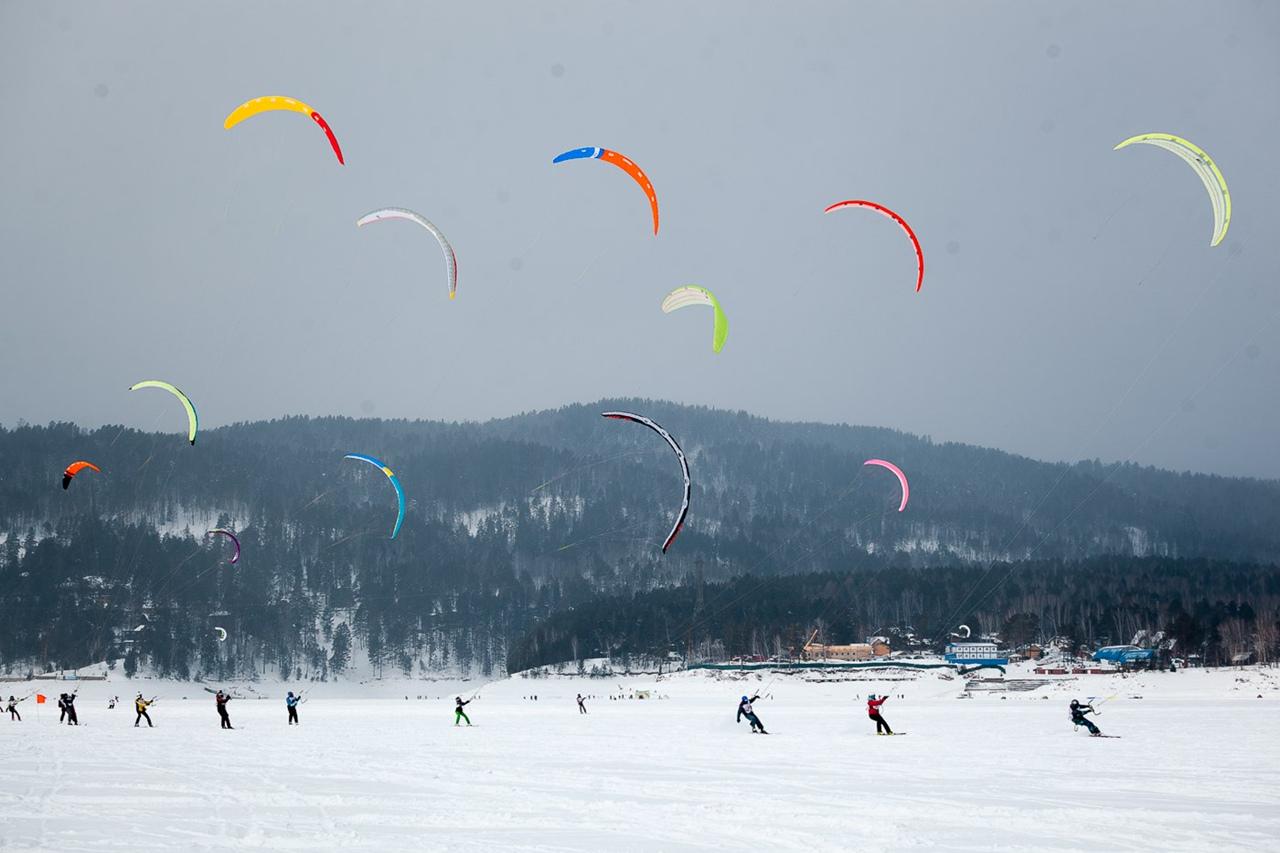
[35, 693, 46, 704]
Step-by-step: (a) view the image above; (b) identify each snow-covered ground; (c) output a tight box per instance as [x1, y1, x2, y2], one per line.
[2, 665, 1277, 851]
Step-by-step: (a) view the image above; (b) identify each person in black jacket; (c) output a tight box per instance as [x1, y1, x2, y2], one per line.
[64, 693, 79, 725]
[576, 694, 587, 714]
[455, 696, 472, 726]
[58, 693, 68, 723]
[1069, 699, 1102, 736]
[737, 694, 767, 734]
[216, 690, 233, 729]
[6, 695, 21, 721]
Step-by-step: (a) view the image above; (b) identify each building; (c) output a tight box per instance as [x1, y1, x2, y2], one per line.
[805, 642, 875, 661]
[1092, 645, 1155, 664]
[944, 640, 1009, 666]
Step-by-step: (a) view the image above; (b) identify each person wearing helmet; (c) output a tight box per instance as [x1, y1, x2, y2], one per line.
[1069, 699, 1102, 736]
[6, 695, 21, 722]
[736, 693, 767, 733]
[455, 696, 472, 726]
[576, 693, 587, 714]
[286, 691, 301, 725]
[867, 694, 892, 734]
[134, 694, 154, 727]
[63, 692, 80, 725]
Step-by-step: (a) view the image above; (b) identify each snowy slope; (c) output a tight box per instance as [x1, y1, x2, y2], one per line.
[1, 667, 1277, 851]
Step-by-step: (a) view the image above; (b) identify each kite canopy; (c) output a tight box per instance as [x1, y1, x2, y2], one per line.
[61, 460, 101, 490]
[601, 412, 690, 553]
[864, 458, 909, 512]
[206, 529, 241, 565]
[553, 147, 660, 235]
[356, 208, 458, 300]
[224, 95, 344, 164]
[824, 200, 924, 292]
[214, 626, 228, 642]
[344, 453, 406, 539]
[957, 624, 972, 639]
[1114, 133, 1230, 246]
[129, 380, 198, 445]
[661, 286, 729, 353]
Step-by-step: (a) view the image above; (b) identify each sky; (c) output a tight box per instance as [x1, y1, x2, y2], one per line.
[1, 1, 1278, 477]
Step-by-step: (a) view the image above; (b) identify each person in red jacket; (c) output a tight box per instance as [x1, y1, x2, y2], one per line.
[867, 694, 892, 734]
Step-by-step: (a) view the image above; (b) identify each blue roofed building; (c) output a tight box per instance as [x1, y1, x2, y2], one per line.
[1092, 645, 1156, 664]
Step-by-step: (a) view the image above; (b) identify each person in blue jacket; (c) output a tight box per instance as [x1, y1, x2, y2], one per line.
[286, 691, 301, 725]
[737, 694, 767, 734]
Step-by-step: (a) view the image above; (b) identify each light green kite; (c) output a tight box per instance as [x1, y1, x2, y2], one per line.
[129, 380, 199, 445]
[1115, 133, 1230, 247]
[661, 286, 728, 353]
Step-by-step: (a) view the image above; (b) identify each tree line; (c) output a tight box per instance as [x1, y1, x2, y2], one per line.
[507, 557, 1280, 672]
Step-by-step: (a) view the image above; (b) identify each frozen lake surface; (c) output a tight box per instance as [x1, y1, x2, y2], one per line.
[2, 666, 1278, 851]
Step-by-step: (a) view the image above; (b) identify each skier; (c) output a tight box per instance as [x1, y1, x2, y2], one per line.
[867, 694, 892, 734]
[576, 693, 587, 714]
[454, 696, 472, 726]
[58, 693, 68, 723]
[286, 691, 301, 725]
[1069, 699, 1102, 736]
[6, 695, 21, 721]
[736, 694, 767, 734]
[134, 694, 153, 728]
[64, 692, 80, 725]
[108, 696, 117, 710]
[215, 689, 233, 729]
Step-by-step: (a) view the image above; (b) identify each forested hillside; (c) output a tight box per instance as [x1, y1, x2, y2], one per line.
[3, 400, 1279, 679]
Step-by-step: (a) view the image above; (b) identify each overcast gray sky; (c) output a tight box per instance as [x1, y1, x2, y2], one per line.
[1, 1, 1277, 476]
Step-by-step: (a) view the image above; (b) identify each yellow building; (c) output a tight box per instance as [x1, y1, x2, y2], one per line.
[804, 642, 874, 661]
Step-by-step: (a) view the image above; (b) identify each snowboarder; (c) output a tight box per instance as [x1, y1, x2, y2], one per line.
[215, 690, 233, 729]
[737, 694, 767, 733]
[455, 696, 472, 726]
[1069, 699, 1102, 736]
[6, 695, 21, 721]
[134, 694, 154, 728]
[64, 692, 79, 725]
[286, 691, 301, 725]
[577, 694, 587, 714]
[867, 694, 892, 734]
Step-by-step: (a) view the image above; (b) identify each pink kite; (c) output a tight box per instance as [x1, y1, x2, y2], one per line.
[864, 459, 909, 512]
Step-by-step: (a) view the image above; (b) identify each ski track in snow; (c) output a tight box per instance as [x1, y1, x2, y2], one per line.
[1, 669, 1277, 851]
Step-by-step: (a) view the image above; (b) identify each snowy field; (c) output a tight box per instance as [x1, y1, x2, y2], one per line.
[2, 666, 1278, 851]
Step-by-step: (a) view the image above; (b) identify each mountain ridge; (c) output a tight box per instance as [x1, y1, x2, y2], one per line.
[2, 398, 1278, 679]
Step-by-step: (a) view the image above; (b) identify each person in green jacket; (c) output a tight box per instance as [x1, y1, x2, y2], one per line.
[455, 696, 472, 726]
